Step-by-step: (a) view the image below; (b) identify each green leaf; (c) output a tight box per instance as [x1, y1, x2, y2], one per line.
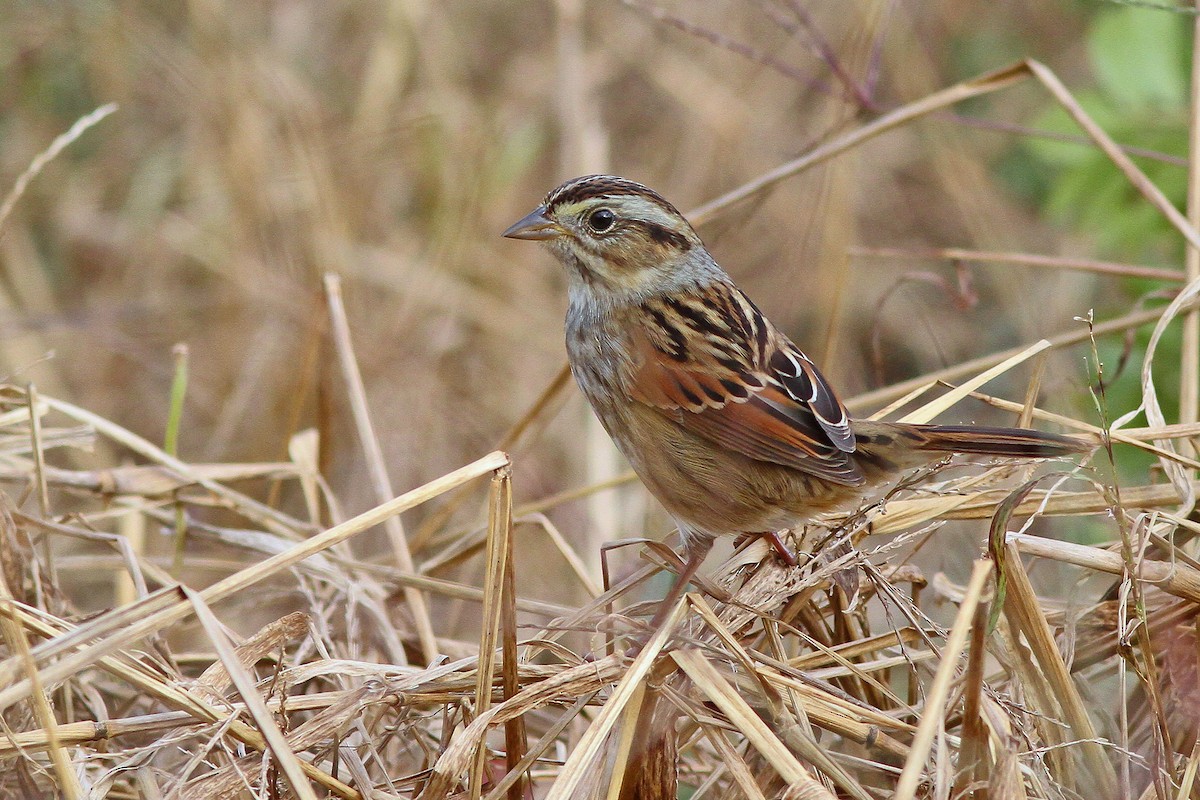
[1088, 6, 1188, 110]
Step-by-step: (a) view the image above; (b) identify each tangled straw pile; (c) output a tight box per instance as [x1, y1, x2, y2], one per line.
[0, 277, 1197, 798]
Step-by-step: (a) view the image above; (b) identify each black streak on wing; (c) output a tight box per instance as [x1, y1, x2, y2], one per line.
[769, 346, 856, 453]
[649, 308, 690, 361]
[719, 378, 750, 399]
[665, 296, 718, 332]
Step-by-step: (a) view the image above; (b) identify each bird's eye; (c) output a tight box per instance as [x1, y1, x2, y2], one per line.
[587, 208, 616, 233]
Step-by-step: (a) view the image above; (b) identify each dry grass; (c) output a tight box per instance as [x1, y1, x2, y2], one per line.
[1, 2, 1199, 798]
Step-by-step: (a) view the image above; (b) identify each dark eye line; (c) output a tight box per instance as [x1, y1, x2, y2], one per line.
[629, 219, 692, 251]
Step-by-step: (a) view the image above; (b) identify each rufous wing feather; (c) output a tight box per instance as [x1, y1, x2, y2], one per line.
[625, 284, 865, 486]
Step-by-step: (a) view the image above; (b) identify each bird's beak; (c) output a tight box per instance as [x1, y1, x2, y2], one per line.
[502, 207, 563, 241]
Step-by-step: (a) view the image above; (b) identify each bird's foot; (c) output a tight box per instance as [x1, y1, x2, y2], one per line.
[760, 530, 799, 566]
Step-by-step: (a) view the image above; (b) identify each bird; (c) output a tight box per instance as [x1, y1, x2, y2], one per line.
[503, 174, 1090, 633]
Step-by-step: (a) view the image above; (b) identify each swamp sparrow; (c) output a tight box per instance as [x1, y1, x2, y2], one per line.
[504, 175, 1088, 630]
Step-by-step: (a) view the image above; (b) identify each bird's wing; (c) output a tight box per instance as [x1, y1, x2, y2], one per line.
[625, 283, 864, 486]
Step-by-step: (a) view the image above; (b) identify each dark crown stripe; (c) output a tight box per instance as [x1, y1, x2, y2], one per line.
[545, 175, 682, 218]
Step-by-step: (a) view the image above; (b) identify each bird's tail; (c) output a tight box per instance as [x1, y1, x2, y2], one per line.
[903, 423, 1092, 458]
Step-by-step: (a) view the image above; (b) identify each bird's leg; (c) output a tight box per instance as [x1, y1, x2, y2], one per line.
[760, 530, 798, 567]
[643, 538, 713, 636]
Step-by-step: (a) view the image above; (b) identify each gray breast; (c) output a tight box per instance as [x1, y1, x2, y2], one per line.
[564, 307, 634, 407]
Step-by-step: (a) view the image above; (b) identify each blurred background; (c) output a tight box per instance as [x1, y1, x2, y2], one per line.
[0, 1, 1190, 610]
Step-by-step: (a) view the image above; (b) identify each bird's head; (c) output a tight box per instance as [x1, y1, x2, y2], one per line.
[503, 175, 718, 308]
